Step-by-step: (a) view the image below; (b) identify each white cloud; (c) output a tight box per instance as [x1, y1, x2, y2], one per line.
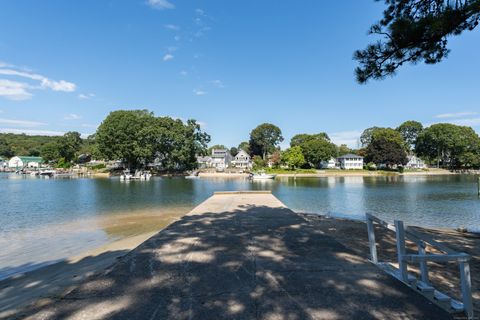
[164, 24, 180, 31]
[167, 46, 177, 52]
[64, 114, 82, 120]
[329, 130, 362, 148]
[438, 118, 480, 127]
[147, 0, 174, 10]
[0, 128, 65, 136]
[0, 79, 32, 100]
[81, 123, 97, 128]
[180, 70, 188, 76]
[195, 8, 205, 16]
[210, 80, 224, 88]
[163, 54, 174, 61]
[435, 111, 478, 119]
[193, 89, 207, 96]
[174, 35, 181, 41]
[0, 64, 76, 100]
[78, 93, 95, 100]
[0, 118, 46, 127]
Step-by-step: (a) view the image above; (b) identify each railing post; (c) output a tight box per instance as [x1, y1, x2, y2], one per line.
[366, 215, 378, 264]
[418, 241, 429, 284]
[394, 220, 408, 282]
[459, 261, 473, 320]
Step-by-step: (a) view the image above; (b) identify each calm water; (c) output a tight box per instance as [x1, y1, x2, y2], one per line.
[1, 173, 479, 279]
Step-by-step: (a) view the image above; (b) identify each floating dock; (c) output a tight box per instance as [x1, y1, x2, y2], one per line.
[18, 191, 451, 319]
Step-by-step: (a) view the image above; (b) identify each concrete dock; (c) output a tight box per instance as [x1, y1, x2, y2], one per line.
[16, 192, 451, 319]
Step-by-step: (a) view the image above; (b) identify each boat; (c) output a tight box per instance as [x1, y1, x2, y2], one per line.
[249, 172, 276, 180]
[120, 169, 152, 181]
[185, 171, 200, 179]
[39, 169, 56, 177]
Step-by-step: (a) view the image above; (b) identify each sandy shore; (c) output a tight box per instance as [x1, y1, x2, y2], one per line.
[2, 212, 478, 318]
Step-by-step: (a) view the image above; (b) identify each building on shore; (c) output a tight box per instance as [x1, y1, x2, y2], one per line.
[8, 156, 44, 169]
[337, 154, 363, 170]
[320, 158, 337, 169]
[232, 150, 252, 169]
[196, 155, 213, 169]
[405, 154, 427, 169]
[210, 149, 232, 171]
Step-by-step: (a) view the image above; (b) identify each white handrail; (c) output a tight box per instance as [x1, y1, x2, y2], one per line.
[366, 213, 474, 320]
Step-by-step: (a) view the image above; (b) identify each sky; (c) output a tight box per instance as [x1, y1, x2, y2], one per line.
[0, 0, 479, 149]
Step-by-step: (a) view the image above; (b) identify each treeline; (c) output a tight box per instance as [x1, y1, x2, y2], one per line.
[0, 110, 211, 171]
[219, 120, 480, 170]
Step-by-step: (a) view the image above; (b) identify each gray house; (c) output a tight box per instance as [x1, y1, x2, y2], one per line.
[232, 150, 252, 169]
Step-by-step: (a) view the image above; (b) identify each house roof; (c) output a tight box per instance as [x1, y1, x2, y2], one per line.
[337, 154, 363, 159]
[16, 156, 44, 163]
[235, 150, 249, 157]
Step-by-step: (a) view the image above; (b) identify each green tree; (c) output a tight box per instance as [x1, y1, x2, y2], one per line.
[249, 123, 284, 160]
[238, 141, 250, 154]
[360, 127, 383, 147]
[365, 128, 408, 168]
[396, 121, 423, 148]
[0, 137, 14, 158]
[355, 0, 480, 83]
[415, 123, 480, 168]
[337, 144, 351, 156]
[230, 147, 238, 156]
[290, 133, 329, 147]
[281, 146, 305, 169]
[41, 142, 60, 162]
[96, 110, 210, 171]
[58, 131, 82, 162]
[252, 155, 266, 170]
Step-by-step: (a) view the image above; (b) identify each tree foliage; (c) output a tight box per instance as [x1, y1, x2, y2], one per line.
[238, 141, 250, 154]
[360, 127, 383, 147]
[396, 120, 423, 148]
[355, 0, 480, 83]
[281, 146, 306, 169]
[415, 123, 480, 168]
[249, 123, 284, 160]
[96, 110, 210, 170]
[365, 128, 408, 167]
[290, 133, 337, 168]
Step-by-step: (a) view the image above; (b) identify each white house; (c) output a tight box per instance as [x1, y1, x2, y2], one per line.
[320, 158, 337, 169]
[232, 150, 252, 169]
[196, 156, 213, 169]
[8, 156, 44, 169]
[405, 154, 426, 169]
[209, 149, 232, 171]
[337, 154, 363, 170]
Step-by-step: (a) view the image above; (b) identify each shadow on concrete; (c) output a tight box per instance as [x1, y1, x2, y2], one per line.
[6, 205, 452, 320]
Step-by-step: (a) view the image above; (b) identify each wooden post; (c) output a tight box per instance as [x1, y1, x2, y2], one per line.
[477, 175, 480, 197]
[394, 220, 408, 282]
[459, 261, 474, 320]
[366, 215, 378, 264]
[418, 241, 429, 284]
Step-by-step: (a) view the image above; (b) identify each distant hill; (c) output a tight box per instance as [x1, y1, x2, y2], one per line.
[0, 133, 61, 157]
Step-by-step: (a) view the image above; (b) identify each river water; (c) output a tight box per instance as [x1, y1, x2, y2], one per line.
[1, 173, 479, 279]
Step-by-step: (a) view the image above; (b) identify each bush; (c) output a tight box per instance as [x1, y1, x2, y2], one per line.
[366, 162, 377, 171]
[398, 165, 404, 173]
[90, 163, 106, 170]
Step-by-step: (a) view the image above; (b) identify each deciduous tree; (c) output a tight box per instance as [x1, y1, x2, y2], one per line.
[249, 123, 284, 160]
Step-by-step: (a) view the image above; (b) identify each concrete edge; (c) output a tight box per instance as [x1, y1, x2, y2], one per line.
[213, 191, 272, 195]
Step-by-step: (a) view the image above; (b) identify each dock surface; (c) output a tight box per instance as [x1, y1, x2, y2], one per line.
[17, 192, 450, 319]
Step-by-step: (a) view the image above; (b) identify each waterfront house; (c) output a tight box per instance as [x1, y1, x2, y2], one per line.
[196, 156, 213, 169]
[210, 149, 232, 171]
[405, 154, 427, 169]
[320, 158, 337, 169]
[337, 154, 363, 170]
[232, 150, 252, 169]
[8, 156, 44, 169]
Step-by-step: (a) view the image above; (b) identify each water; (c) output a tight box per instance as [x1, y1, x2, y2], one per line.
[1, 173, 479, 279]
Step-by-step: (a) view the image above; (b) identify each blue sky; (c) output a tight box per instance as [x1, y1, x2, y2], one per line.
[0, 0, 479, 149]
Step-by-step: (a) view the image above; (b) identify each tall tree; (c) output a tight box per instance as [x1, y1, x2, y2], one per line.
[396, 120, 423, 148]
[360, 127, 383, 147]
[337, 144, 352, 156]
[290, 133, 337, 168]
[238, 141, 250, 154]
[355, 0, 480, 83]
[0, 137, 14, 158]
[281, 146, 305, 169]
[365, 128, 408, 167]
[290, 133, 330, 147]
[415, 123, 480, 168]
[58, 131, 83, 162]
[249, 123, 284, 160]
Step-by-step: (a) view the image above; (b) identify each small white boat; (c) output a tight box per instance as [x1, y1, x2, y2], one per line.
[120, 170, 152, 181]
[185, 171, 200, 179]
[249, 172, 276, 180]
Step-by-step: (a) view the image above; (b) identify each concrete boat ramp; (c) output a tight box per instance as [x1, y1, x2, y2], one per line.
[16, 191, 450, 319]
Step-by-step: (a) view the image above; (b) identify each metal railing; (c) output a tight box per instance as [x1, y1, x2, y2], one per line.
[366, 213, 474, 320]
